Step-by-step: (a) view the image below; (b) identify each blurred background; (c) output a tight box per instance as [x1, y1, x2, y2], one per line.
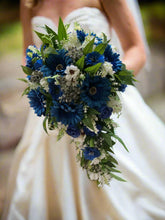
[0, 0, 165, 217]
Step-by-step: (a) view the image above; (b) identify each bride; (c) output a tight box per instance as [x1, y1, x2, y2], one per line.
[2, 0, 165, 219]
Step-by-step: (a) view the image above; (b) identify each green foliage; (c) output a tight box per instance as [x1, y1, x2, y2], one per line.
[43, 116, 48, 134]
[83, 37, 95, 55]
[115, 64, 136, 86]
[82, 116, 94, 131]
[21, 65, 33, 75]
[58, 17, 67, 41]
[100, 133, 113, 148]
[109, 131, 129, 152]
[110, 173, 126, 182]
[87, 108, 99, 116]
[21, 87, 30, 96]
[94, 42, 107, 54]
[43, 47, 57, 58]
[18, 78, 29, 83]
[57, 127, 66, 141]
[84, 63, 102, 75]
[76, 55, 85, 70]
[89, 138, 95, 147]
[34, 31, 51, 44]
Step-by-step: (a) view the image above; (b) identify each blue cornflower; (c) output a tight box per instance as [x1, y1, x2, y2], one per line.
[90, 33, 103, 45]
[41, 65, 53, 77]
[83, 124, 102, 137]
[66, 124, 81, 138]
[50, 101, 84, 125]
[48, 80, 62, 100]
[104, 45, 122, 72]
[83, 147, 101, 160]
[33, 59, 43, 70]
[27, 87, 46, 116]
[80, 75, 111, 108]
[26, 47, 42, 71]
[98, 105, 113, 119]
[45, 49, 72, 76]
[85, 51, 104, 67]
[76, 30, 86, 44]
[119, 84, 127, 92]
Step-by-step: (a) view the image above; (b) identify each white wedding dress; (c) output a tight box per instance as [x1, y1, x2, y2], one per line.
[2, 7, 165, 220]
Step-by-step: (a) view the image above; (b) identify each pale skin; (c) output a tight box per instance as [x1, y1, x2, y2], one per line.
[20, 0, 146, 75]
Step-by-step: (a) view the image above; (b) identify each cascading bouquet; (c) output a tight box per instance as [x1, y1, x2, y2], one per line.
[20, 18, 135, 187]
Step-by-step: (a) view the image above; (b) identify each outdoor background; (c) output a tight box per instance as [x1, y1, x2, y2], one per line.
[0, 0, 165, 217]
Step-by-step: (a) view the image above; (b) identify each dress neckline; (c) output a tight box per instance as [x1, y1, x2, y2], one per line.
[32, 6, 106, 28]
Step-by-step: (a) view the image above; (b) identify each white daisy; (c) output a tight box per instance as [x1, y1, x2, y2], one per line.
[65, 65, 80, 82]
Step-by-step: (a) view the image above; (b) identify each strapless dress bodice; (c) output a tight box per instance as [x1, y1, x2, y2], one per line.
[31, 7, 112, 48]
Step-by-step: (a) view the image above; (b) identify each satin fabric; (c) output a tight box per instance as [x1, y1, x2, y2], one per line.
[2, 7, 165, 220]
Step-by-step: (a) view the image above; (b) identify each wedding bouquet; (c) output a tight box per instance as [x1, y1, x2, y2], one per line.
[20, 18, 135, 187]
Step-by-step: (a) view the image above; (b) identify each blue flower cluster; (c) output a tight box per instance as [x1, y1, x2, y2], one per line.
[50, 101, 83, 125]
[76, 30, 87, 44]
[85, 52, 104, 67]
[104, 45, 122, 72]
[45, 49, 72, 76]
[80, 75, 111, 108]
[28, 88, 46, 116]
[83, 147, 101, 160]
[26, 47, 43, 71]
[66, 124, 80, 138]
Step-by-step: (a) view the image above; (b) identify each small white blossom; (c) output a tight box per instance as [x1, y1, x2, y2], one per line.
[88, 171, 99, 181]
[65, 65, 80, 82]
[107, 96, 122, 114]
[40, 78, 49, 92]
[101, 62, 114, 77]
[28, 82, 38, 90]
[63, 31, 81, 50]
[90, 158, 100, 165]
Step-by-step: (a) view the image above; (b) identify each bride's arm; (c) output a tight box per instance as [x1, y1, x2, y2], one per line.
[20, 0, 33, 65]
[101, 0, 146, 75]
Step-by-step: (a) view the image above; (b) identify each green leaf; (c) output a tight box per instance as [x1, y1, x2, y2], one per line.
[109, 131, 129, 152]
[18, 78, 29, 83]
[110, 173, 126, 182]
[101, 133, 113, 148]
[21, 65, 33, 75]
[40, 44, 46, 58]
[84, 63, 102, 74]
[34, 31, 51, 44]
[65, 23, 70, 31]
[75, 55, 85, 70]
[21, 87, 30, 96]
[45, 25, 58, 39]
[43, 47, 57, 58]
[102, 32, 110, 44]
[89, 138, 94, 147]
[83, 37, 95, 55]
[45, 25, 59, 48]
[87, 108, 99, 116]
[109, 155, 118, 165]
[57, 128, 65, 141]
[110, 168, 121, 173]
[82, 117, 94, 131]
[58, 17, 67, 41]
[94, 42, 107, 54]
[43, 116, 48, 134]
[115, 64, 136, 86]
